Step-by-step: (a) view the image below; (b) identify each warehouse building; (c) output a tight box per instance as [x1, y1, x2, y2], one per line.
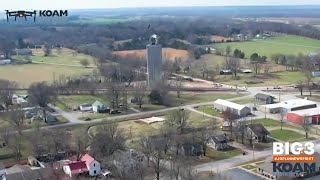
[258, 98, 317, 114]
[286, 107, 320, 124]
[213, 99, 251, 117]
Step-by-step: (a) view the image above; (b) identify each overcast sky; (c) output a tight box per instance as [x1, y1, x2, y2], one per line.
[1, 0, 320, 10]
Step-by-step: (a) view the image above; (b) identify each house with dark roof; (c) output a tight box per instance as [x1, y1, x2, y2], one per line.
[81, 154, 101, 176]
[246, 124, 270, 142]
[61, 161, 88, 177]
[179, 143, 202, 156]
[207, 134, 229, 150]
[255, 93, 275, 104]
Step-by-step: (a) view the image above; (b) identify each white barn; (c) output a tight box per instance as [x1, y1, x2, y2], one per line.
[81, 154, 101, 176]
[213, 99, 251, 117]
[0, 59, 11, 65]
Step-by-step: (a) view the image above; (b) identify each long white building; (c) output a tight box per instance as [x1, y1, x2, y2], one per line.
[213, 99, 251, 117]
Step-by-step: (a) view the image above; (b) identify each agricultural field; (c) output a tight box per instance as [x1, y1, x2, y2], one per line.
[213, 35, 320, 59]
[70, 17, 129, 24]
[14, 48, 97, 66]
[0, 64, 93, 87]
[210, 35, 234, 42]
[113, 48, 189, 60]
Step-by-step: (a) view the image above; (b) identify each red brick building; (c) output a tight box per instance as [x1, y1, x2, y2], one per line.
[286, 108, 320, 124]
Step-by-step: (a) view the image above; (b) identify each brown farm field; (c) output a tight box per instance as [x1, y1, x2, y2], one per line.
[210, 35, 234, 42]
[113, 48, 189, 60]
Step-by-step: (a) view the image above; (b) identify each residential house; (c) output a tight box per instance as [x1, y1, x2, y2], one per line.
[36, 111, 57, 123]
[179, 143, 202, 156]
[0, 59, 11, 65]
[61, 161, 88, 177]
[81, 154, 101, 176]
[92, 101, 108, 113]
[255, 93, 275, 104]
[207, 134, 229, 150]
[79, 103, 92, 111]
[246, 124, 270, 142]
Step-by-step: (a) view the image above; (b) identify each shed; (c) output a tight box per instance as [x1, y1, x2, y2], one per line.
[254, 93, 275, 104]
[92, 101, 108, 113]
[213, 99, 251, 117]
[79, 103, 92, 111]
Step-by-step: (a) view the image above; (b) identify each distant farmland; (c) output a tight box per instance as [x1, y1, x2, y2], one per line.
[113, 48, 189, 61]
[213, 35, 320, 60]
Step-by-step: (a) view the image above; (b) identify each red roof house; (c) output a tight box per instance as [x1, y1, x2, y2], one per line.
[80, 154, 101, 176]
[62, 161, 88, 177]
[81, 154, 95, 167]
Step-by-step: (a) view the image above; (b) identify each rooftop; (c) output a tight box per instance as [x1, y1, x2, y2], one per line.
[80, 154, 95, 167]
[287, 107, 320, 116]
[248, 124, 270, 136]
[255, 93, 275, 100]
[281, 98, 316, 109]
[214, 99, 248, 110]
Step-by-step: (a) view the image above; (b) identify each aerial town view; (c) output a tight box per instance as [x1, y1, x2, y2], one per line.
[2, 0, 320, 180]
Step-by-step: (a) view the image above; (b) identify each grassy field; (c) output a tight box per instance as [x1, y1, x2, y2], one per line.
[188, 112, 212, 127]
[213, 35, 320, 59]
[232, 98, 255, 105]
[71, 18, 129, 24]
[53, 95, 109, 112]
[214, 71, 307, 86]
[197, 106, 221, 116]
[197, 146, 242, 163]
[251, 119, 282, 127]
[0, 64, 93, 87]
[13, 48, 97, 66]
[172, 93, 242, 106]
[270, 129, 304, 141]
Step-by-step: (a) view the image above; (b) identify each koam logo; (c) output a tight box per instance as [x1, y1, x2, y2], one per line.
[39, 10, 68, 17]
[5, 10, 68, 22]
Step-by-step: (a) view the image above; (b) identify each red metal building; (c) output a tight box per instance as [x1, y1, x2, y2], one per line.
[286, 108, 320, 124]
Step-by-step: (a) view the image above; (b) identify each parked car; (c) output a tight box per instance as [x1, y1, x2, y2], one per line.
[273, 86, 281, 89]
[84, 118, 91, 121]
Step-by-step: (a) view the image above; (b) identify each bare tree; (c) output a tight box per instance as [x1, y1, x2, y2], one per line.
[166, 109, 190, 134]
[0, 80, 18, 111]
[106, 81, 123, 109]
[151, 149, 165, 180]
[236, 120, 247, 144]
[43, 43, 52, 56]
[222, 108, 238, 139]
[279, 109, 286, 130]
[173, 76, 183, 98]
[8, 133, 22, 162]
[0, 127, 11, 146]
[197, 129, 209, 156]
[141, 136, 153, 167]
[296, 81, 304, 96]
[225, 57, 240, 77]
[302, 58, 314, 96]
[80, 58, 90, 68]
[56, 47, 62, 55]
[73, 132, 90, 161]
[133, 82, 147, 108]
[263, 63, 273, 74]
[90, 123, 126, 159]
[301, 116, 311, 139]
[28, 82, 56, 122]
[7, 108, 25, 136]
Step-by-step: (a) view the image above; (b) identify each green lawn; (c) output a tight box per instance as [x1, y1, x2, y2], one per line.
[53, 95, 109, 112]
[197, 147, 242, 163]
[270, 129, 304, 141]
[13, 48, 97, 66]
[251, 119, 282, 127]
[232, 98, 255, 105]
[79, 113, 112, 120]
[0, 64, 93, 87]
[197, 106, 221, 116]
[188, 112, 212, 127]
[172, 93, 242, 106]
[213, 35, 320, 60]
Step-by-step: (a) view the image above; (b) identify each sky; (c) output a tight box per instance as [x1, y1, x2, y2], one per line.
[1, 0, 320, 10]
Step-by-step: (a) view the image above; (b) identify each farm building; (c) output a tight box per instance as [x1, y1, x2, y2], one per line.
[259, 98, 317, 113]
[15, 49, 33, 56]
[0, 59, 11, 65]
[254, 93, 275, 104]
[80, 103, 92, 111]
[286, 107, 320, 124]
[92, 101, 108, 113]
[213, 99, 251, 117]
